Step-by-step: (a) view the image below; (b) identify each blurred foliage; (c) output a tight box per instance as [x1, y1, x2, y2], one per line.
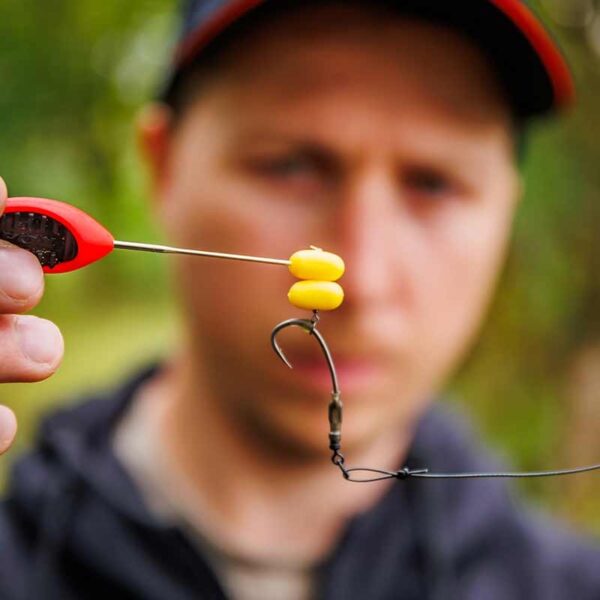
[0, 0, 598, 535]
[454, 0, 600, 531]
[0, 0, 180, 474]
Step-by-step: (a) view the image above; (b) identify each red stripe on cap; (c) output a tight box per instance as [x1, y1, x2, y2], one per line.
[175, 0, 266, 68]
[489, 0, 575, 109]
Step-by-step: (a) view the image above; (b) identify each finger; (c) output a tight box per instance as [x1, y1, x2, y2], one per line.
[0, 176, 6, 212]
[0, 406, 17, 455]
[0, 314, 64, 383]
[0, 242, 45, 314]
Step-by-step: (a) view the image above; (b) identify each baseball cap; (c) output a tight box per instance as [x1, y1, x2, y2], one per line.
[162, 0, 575, 119]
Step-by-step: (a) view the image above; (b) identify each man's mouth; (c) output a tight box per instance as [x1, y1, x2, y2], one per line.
[284, 356, 386, 394]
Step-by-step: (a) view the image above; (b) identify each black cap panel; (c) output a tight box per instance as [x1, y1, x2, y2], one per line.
[163, 0, 572, 120]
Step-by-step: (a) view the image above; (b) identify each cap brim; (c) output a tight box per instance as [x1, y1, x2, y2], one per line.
[490, 0, 574, 110]
[169, 0, 574, 119]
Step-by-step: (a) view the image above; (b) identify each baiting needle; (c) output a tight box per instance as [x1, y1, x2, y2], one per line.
[112, 240, 290, 266]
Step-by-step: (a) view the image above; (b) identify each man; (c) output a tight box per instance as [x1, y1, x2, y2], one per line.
[0, 1, 598, 599]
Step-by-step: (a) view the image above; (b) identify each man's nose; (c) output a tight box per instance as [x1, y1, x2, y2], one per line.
[329, 170, 405, 308]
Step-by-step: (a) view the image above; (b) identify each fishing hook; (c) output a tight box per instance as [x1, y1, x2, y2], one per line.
[270, 311, 346, 471]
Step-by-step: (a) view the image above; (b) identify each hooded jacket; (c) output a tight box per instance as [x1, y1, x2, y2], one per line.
[0, 365, 598, 600]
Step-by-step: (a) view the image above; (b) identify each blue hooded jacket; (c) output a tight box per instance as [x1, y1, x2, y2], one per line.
[0, 365, 598, 600]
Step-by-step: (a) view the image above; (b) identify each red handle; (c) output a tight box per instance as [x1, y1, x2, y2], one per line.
[1, 197, 115, 274]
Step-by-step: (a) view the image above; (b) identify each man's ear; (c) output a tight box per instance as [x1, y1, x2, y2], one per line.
[137, 103, 173, 194]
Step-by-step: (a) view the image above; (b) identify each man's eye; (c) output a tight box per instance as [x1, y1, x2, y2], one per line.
[253, 156, 317, 178]
[403, 169, 455, 198]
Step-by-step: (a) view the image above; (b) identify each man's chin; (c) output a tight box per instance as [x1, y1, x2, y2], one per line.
[238, 402, 399, 467]
[245, 418, 333, 465]
[229, 372, 430, 465]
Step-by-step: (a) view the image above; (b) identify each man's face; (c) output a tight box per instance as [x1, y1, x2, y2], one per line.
[151, 5, 519, 458]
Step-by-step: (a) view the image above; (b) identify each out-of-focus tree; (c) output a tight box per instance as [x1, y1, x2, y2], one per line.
[539, 0, 600, 529]
[452, 0, 600, 531]
[0, 0, 180, 466]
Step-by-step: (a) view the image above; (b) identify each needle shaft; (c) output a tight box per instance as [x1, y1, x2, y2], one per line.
[113, 240, 291, 267]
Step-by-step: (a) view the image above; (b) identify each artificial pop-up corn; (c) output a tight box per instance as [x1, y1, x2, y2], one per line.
[288, 280, 344, 311]
[288, 248, 345, 282]
[286, 247, 345, 311]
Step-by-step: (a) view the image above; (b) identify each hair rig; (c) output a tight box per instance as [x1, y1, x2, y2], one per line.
[272, 315, 600, 482]
[1, 197, 599, 483]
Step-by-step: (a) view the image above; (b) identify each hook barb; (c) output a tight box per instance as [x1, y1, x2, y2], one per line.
[271, 320, 297, 369]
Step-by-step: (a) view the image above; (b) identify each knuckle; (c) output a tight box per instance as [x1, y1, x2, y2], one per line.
[0, 245, 45, 313]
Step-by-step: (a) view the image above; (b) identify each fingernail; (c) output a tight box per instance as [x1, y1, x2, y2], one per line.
[0, 246, 42, 301]
[0, 406, 17, 452]
[16, 316, 63, 365]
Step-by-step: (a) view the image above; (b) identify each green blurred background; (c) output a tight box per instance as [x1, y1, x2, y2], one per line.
[0, 0, 598, 534]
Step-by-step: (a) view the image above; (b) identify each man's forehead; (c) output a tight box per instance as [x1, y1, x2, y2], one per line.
[206, 13, 512, 129]
[189, 36, 515, 175]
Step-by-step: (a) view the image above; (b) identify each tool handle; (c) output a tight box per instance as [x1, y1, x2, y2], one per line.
[0, 197, 114, 273]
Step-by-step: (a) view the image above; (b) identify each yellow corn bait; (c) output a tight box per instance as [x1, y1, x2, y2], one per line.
[288, 249, 345, 282]
[288, 280, 344, 311]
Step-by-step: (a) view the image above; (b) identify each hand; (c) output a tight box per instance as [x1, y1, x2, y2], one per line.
[0, 177, 64, 455]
